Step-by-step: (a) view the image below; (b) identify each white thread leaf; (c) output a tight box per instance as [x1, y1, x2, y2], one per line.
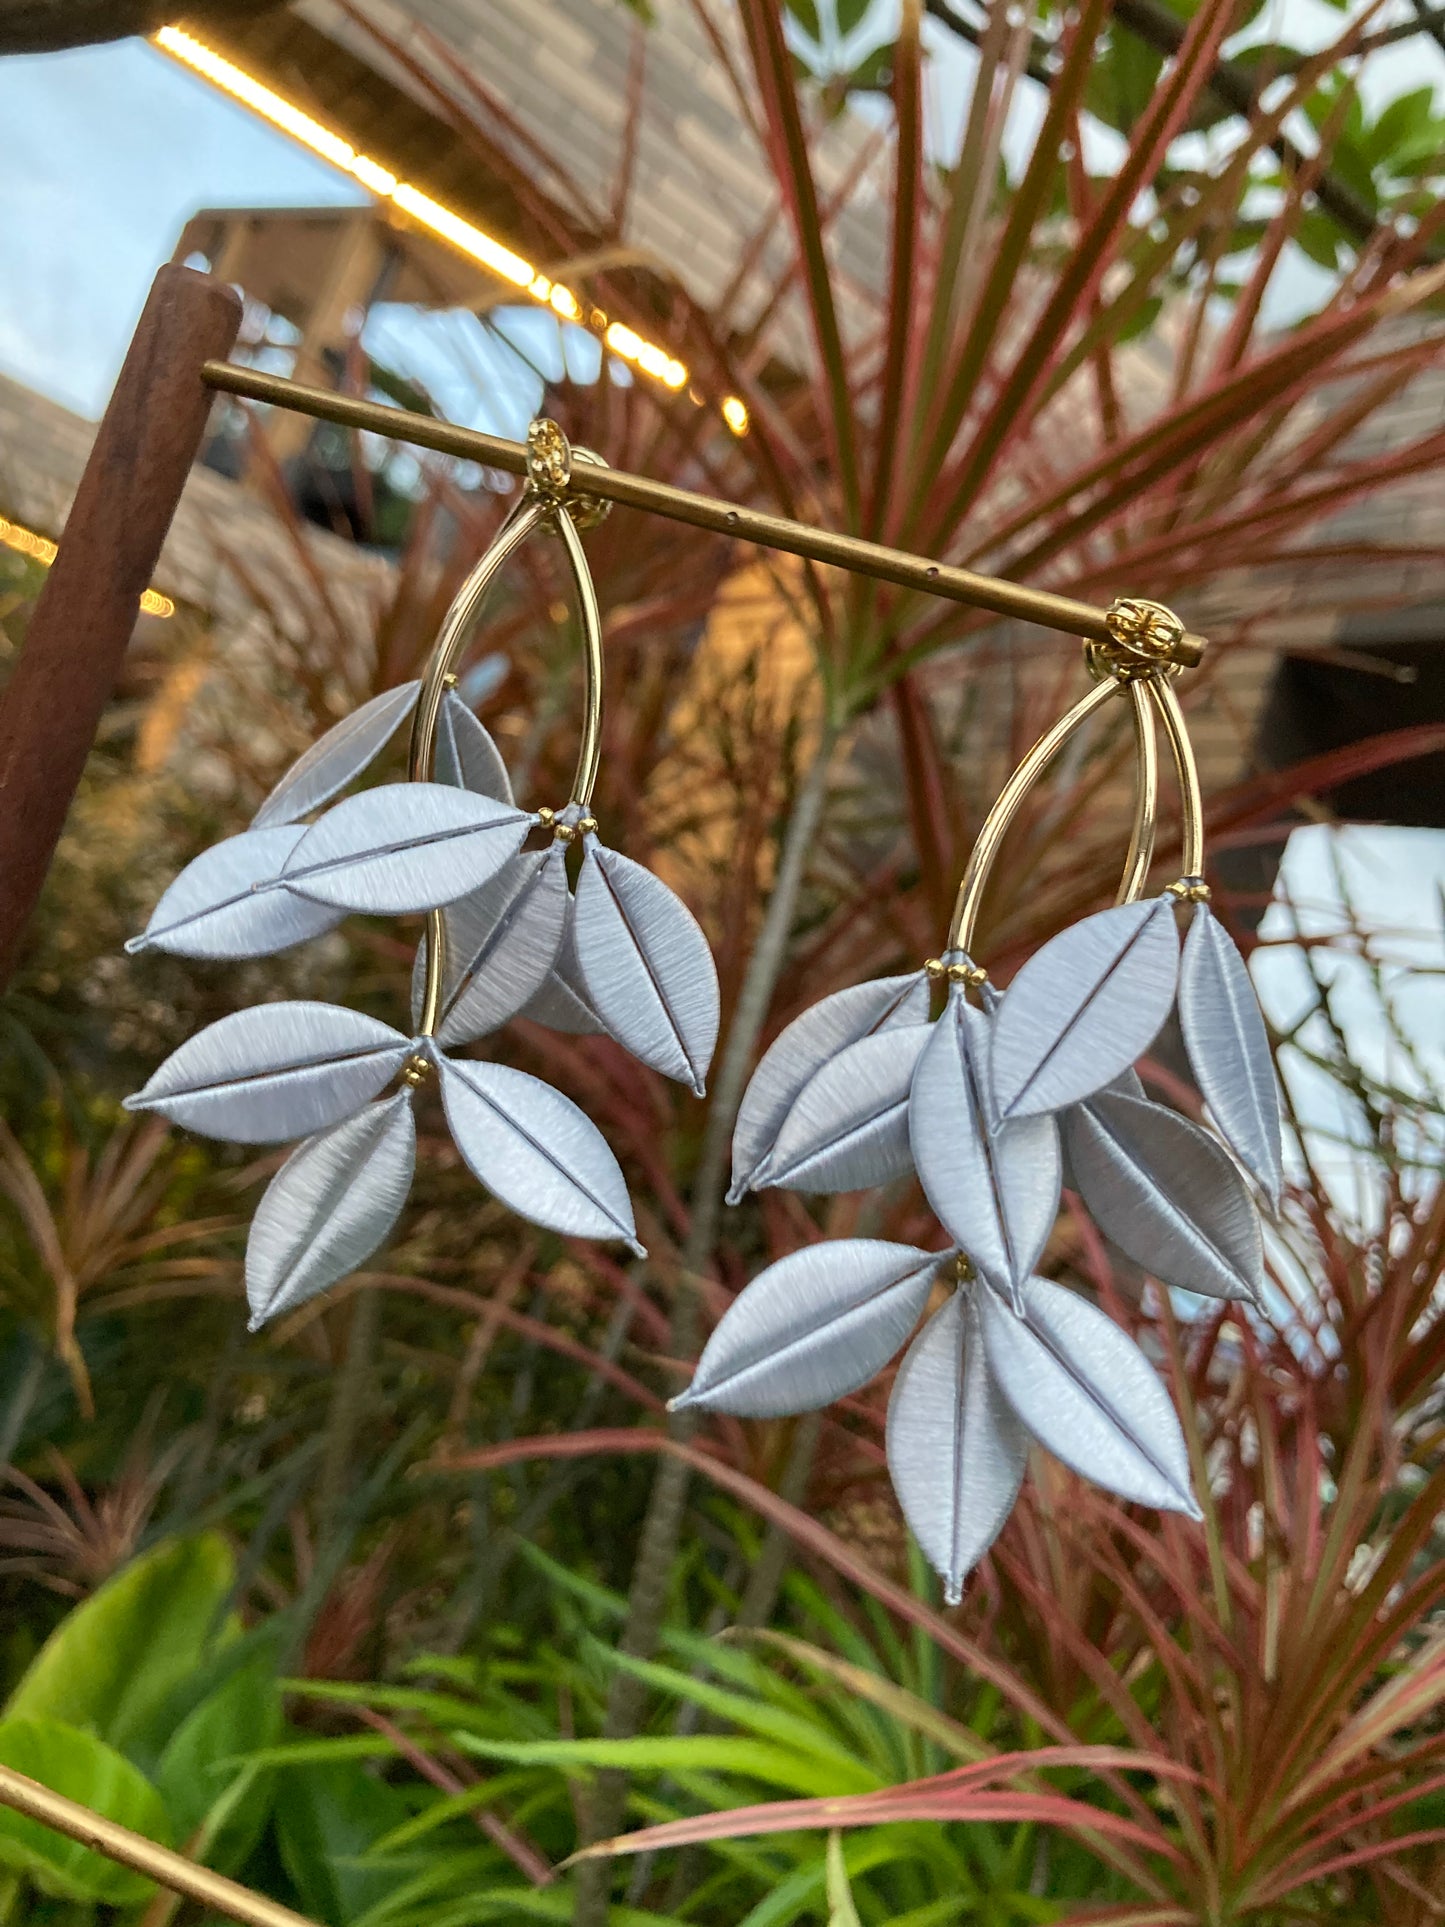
[1179, 904, 1283, 1206]
[756, 1024, 931, 1194]
[126, 826, 344, 959]
[991, 898, 1181, 1119]
[573, 841, 719, 1094]
[437, 1055, 642, 1254]
[909, 990, 1060, 1307]
[427, 847, 569, 1045]
[978, 1277, 1199, 1517]
[729, 973, 931, 1203]
[1064, 1089, 1263, 1302]
[434, 689, 514, 804]
[886, 1291, 1029, 1605]
[674, 1240, 941, 1419]
[252, 681, 421, 828]
[282, 784, 532, 914]
[123, 1002, 411, 1144]
[245, 1094, 416, 1329]
[517, 899, 607, 1035]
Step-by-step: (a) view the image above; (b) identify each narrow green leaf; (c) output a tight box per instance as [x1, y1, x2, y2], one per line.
[825, 1830, 863, 1926]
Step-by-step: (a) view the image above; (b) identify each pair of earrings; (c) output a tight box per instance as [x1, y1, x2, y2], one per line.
[126, 425, 1280, 1602]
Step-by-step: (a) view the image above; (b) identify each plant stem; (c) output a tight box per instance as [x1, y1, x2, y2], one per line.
[318, 1286, 380, 1525]
[734, 1411, 821, 1631]
[570, 719, 839, 1925]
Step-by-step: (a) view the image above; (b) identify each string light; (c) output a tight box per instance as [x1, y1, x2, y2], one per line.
[721, 395, 750, 436]
[0, 514, 175, 616]
[153, 26, 695, 396]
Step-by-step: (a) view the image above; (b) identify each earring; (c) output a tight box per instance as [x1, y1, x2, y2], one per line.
[677, 598, 1281, 1604]
[125, 419, 720, 1331]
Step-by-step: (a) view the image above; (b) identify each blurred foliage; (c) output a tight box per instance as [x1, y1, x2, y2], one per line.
[4, 0, 1445, 1921]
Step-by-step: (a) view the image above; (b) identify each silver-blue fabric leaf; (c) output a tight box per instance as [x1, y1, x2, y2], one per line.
[755, 1024, 931, 1194]
[126, 826, 345, 959]
[673, 1240, 941, 1419]
[910, 989, 1060, 1309]
[991, 898, 1181, 1119]
[124, 1001, 411, 1144]
[429, 846, 570, 1045]
[729, 973, 931, 1203]
[1064, 1089, 1263, 1303]
[434, 689, 515, 804]
[886, 1290, 1029, 1605]
[1179, 904, 1283, 1206]
[437, 1054, 642, 1254]
[573, 841, 719, 1094]
[252, 681, 421, 829]
[282, 784, 533, 914]
[517, 901, 607, 1035]
[979, 1277, 1199, 1517]
[245, 1093, 416, 1329]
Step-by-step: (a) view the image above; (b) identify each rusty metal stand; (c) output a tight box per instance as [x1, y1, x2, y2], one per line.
[0, 263, 241, 984]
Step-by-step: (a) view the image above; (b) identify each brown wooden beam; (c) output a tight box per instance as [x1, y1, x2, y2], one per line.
[0, 263, 241, 986]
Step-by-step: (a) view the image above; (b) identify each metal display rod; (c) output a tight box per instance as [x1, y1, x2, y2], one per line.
[0, 1764, 322, 1927]
[201, 361, 1199, 653]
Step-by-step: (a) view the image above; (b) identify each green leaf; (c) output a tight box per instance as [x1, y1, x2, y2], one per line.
[276, 1756, 415, 1926]
[155, 1652, 282, 1872]
[825, 1830, 863, 1927]
[1366, 86, 1436, 168]
[0, 1717, 171, 1905]
[456, 1731, 849, 1795]
[835, 0, 873, 36]
[844, 41, 894, 92]
[4, 1534, 236, 1760]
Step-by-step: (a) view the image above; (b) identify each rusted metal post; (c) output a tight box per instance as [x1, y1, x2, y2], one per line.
[0, 263, 242, 985]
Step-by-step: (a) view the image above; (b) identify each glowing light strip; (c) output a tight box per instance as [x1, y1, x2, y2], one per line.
[0, 514, 175, 617]
[154, 24, 737, 412]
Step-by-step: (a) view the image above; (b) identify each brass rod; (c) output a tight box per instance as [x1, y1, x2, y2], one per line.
[201, 361, 1120, 644]
[409, 494, 548, 1037]
[1147, 675, 1206, 878]
[946, 675, 1121, 959]
[0, 1764, 321, 1927]
[1116, 678, 1159, 905]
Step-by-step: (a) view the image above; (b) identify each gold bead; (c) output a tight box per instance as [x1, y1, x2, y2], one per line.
[401, 1054, 432, 1088]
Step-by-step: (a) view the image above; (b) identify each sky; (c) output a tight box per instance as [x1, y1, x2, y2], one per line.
[0, 14, 1441, 1225]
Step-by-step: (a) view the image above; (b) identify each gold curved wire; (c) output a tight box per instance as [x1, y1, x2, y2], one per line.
[407, 450, 607, 1037]
[1147, 673, 1205, 882]
[946, 674, 1121, 959]
[1116, 677, 1159, 906]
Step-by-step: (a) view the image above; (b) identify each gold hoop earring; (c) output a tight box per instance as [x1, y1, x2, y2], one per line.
[680, 595, 1283, 1606]
[124, 419, 720, 1331]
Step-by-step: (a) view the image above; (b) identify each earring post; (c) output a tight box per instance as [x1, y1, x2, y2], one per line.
[200, 361, 1203, 651]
